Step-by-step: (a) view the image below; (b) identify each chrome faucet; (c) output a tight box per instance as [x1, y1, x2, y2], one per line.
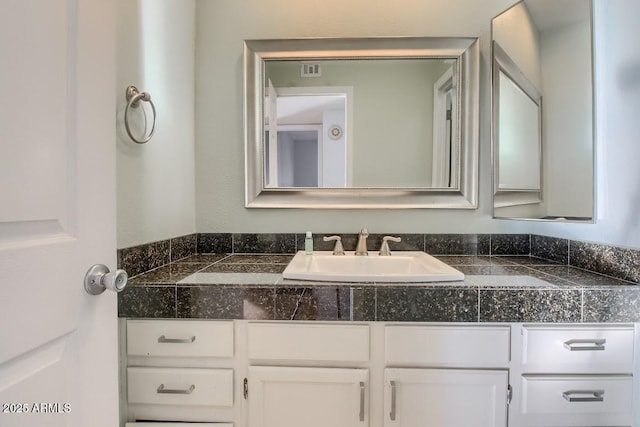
[355, 228, 369, 256]
[323, 235, 345, 255]
[379, 236, 402, 256]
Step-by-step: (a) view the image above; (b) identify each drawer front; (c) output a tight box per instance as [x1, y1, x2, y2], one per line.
[385, 325, 511, 367]
[126, 424, 232, 426]
[522, 325, 634, 373]
[521, 375, 633, 426]
[248, 323, 369, 362]
[127, 320, 234, 358]
[127, 367, 233, 407]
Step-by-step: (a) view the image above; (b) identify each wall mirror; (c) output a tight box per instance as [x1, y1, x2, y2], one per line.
[492, 0, 595, 222]
[244, 37, 479, 209]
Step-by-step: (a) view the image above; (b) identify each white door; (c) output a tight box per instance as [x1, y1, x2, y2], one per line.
[247, 366, 369, 427]
[384, 368, 508, 427]
[0, 0, 118, 426]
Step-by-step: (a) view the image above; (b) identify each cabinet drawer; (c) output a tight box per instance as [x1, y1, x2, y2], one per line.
[127, 367, 233, 407]
[126, 424, 231, 426]
[521, 375, 633, 426]
[248, 323, 369, 362]
[127, 320, 234, 358]
[522, 325, 634, 373]
[385, 325, 511, 367]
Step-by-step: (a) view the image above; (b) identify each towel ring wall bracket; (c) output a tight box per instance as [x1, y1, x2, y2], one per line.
[124, 85, 156, 144]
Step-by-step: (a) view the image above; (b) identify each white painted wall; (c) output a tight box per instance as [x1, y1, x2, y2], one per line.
[497, 73, 542, 190]
[492, 2, 542, 89]
[322, 110, 346, 188]
[541, 20, 593, 218]
[116, 0, 196, 249]
[531, 0, 640, 249]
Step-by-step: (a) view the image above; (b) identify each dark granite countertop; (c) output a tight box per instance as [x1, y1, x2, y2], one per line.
[118, 253, 640, 323]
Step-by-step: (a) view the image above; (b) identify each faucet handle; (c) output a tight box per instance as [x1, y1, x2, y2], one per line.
[379, 236, 402, 256]
[323, 235, 345, 255]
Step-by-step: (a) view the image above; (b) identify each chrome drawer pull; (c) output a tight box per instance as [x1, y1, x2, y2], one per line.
[157, 384, 196, 394]
[563, 338, 606, 351]
[562, 390, 604, 402]
[390, 381, 397, 421]
[157, 335, 196, 344]
[359, 381, 365, 422]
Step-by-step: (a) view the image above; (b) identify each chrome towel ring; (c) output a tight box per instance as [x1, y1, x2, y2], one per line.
[124, 85, 156, 144]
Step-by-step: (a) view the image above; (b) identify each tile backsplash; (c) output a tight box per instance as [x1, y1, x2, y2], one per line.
[117, 233, 640, 284]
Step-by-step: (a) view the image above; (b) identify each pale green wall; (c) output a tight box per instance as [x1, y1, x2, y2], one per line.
[194, 0, 529, 234]
[114, 0, 640, 250]
[267, 59, 451, 187]
[116, 0, 196, 248]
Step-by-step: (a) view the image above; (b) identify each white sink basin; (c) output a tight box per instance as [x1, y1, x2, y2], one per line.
[282, 251, 464, 283]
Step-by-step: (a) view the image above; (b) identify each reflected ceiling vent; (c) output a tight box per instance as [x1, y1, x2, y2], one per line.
[301, 63, 322, 77]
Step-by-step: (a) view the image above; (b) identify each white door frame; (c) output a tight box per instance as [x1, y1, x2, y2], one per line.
[431, 66, 458, 188]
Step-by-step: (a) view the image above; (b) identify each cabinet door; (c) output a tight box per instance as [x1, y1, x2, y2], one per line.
[384, 368, 508, 427]
[247, 366, 368, 427]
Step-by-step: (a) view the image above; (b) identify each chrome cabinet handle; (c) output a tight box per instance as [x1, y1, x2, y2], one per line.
[84, 264, 128, 295]
[157, 335, 196, 344]
[390, 380, 397, 421]
[359, 381, 365, 422]
[562, 390, 604, 402]
[157, 384, 195, 394]
[563, 339, 606, 351]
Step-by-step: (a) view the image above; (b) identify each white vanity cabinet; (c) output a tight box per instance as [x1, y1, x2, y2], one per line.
[121, 320, 637, 427]
[244, 323, 511, 427]
[122, 319, 236, 425]
[245, 322, 371, 427]
[383, 325, 511, 427]
[247, 366, 369, 427]
[513, 324, 635, 427]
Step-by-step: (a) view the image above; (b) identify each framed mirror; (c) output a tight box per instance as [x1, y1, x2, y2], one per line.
[491, 0, 594, 222]
[244, 37, 479, 209]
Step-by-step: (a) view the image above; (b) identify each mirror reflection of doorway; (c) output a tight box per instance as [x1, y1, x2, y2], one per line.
[264, 87, 350, 188]
[265, 127, 322, 187]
